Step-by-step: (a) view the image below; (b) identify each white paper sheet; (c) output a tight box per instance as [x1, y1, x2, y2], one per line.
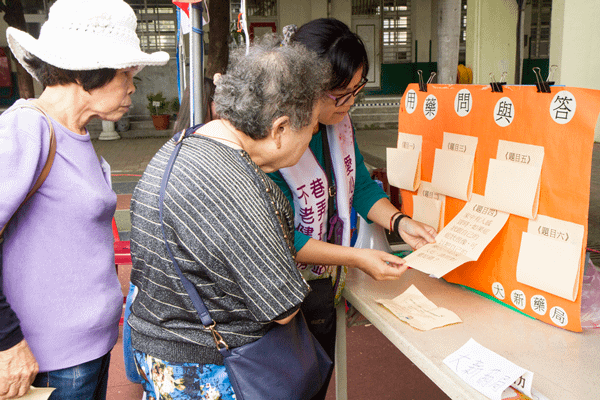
[444, 338, 533, 400]
[404, 194, 510, 277]
[377, 284, 462, 330]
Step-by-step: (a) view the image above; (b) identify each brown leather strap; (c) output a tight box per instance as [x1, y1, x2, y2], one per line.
[0, 103, 56, 238]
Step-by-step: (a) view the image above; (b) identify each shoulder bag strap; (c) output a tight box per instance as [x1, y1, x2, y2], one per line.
[0, 103, 57, 239]
[158, 125, 215, 327]
[159, 125, 232, 354]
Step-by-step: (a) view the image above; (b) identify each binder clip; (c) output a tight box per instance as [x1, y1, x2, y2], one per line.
[533, 66, 556, 93]
[532, 67, 554, 93]
[490, 72, 506, 93]
[417, 71, 436, 92]
[418, 70, 426, 92]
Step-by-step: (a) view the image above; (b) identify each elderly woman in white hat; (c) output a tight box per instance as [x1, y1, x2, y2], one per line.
[0, 0, 168, 399]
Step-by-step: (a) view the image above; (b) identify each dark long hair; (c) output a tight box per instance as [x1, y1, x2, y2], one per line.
[291, 18, 369, 91]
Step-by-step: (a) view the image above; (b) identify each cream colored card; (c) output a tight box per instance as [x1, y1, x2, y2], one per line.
[377, 284, 462, 331]
[430, 148, 474, 201]
[516, 232, 581, 301]
[416, 181, 446, 230]
[9, 387, 55, 400]
[484, 141, 544, 219]
[516, 215, 584, 302]
[403, 242, 474, 278]
[413, 195, 443, 232]
[397, 131, 423, 152]
[484, 159, 541, 219]
[496, 140, 544, 167]
[528, 214, 585, 247]
[404, 194, 510, 277]
[442, 132, 478, 155]
[386, 147, 421, 191]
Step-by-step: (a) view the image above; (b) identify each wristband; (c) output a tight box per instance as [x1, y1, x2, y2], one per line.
[389, 211, 402, 231]
[392, 213, 411, 234]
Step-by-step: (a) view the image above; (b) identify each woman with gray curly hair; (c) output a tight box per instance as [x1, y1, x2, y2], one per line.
[126, 40, 329, 400]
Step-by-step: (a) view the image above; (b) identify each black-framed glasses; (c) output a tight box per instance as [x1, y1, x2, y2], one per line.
[326, 77, 368, 107]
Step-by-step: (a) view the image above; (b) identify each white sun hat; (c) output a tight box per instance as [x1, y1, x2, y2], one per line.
[6, 0, 169, 81]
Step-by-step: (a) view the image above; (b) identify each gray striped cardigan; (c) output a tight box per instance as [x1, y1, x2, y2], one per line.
[128, 135, 309, 365]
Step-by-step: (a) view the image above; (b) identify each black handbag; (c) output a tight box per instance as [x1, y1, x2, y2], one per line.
[158, 127, 333, 400]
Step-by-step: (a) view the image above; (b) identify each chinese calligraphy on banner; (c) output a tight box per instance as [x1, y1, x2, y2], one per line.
[396, 84, 600, 332]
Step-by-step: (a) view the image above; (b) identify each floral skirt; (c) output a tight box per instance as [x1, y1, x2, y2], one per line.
[133, 349, 236, 400]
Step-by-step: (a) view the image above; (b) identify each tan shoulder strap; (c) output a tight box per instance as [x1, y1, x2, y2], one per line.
[0, 102, 57, 238]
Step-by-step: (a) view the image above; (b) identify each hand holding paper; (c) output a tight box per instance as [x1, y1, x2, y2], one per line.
[404, 194, 509, 277]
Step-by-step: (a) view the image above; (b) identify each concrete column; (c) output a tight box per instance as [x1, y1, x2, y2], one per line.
[329, 0, 352, 27]
[465, 0, 517, 84]
[311, 0, 327, 20]
[550, 0, 600, 90]
[549, 1, 600, 141]
[98, 120, 120, 141]
[437, 0, 461, 83]
[414, 0, 433, 63]
[279, 0, 312, 31]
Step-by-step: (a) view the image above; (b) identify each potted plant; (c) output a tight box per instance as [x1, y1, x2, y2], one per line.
[147, 92, 172, 130]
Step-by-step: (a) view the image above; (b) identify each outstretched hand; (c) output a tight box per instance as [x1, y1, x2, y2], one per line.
[398, 218, 437, 250]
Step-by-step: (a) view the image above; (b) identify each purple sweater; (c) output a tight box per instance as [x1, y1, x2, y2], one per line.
[0, 100, 122, 372]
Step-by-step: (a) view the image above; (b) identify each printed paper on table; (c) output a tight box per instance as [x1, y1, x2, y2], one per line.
[443, 338, 534, 400]
[377, 284, 462, 330]
[386, 132, 422, 191]
[516, 215, 585, 301]
[397, 83, 600, 331]
[484, 141, 544, 219]
[404, 194, 509, 278]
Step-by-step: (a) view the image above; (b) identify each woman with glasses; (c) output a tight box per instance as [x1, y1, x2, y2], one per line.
[269, 18, 437, 399]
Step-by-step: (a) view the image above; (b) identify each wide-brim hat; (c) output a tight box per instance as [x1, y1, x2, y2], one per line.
[6, 0, 169, 81]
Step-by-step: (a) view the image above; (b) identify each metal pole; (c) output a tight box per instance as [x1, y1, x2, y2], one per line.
[190, 2, 204, 126]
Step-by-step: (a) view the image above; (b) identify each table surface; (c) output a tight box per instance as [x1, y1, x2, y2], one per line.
[341, 267, 600, 399]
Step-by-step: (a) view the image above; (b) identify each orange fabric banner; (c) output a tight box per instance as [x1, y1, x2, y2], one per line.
[397, 83, 600, 332]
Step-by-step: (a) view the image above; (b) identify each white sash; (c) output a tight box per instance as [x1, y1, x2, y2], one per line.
[279, 115, 356, 296]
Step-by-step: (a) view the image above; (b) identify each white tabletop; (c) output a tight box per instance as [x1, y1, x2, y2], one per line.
[341, 267, 600, 399]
